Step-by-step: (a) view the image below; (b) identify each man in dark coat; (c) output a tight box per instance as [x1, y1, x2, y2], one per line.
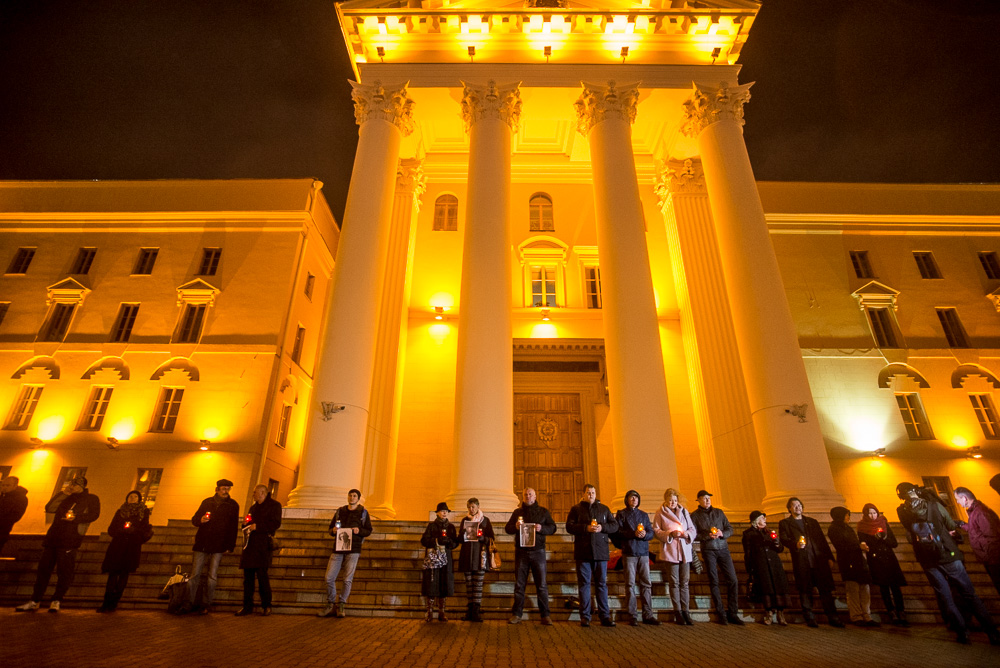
[15, 475, 100, 612]
[0, 475, 28, 555]
[691, 489, 743, 625]
[505, 487, 557, 625]
[897, 482, 998, 645]
[954, 486, 1000, 595]
[318, 488, 372, 618]
[566, 483, 618, 627]
[236, 484, 282, 616]
[188, 478, 240, 614]
[614, 490, 659, 625]
[778, 496, 843, 628]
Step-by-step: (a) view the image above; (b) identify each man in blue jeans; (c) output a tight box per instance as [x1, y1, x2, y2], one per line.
[566, 484, 618, 627]
[505, 487, 557, 625]
[318, 489, 372, 618]
[691, 490, 744, 625]
[188, 479, 239, 614]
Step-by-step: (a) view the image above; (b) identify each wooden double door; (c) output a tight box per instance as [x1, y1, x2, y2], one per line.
[513, 393, 584, 523]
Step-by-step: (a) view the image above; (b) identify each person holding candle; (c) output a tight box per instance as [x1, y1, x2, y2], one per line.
[856, 503, 908, 626]
[505, 487, 557, 625]
[778, 497, 843, 628]
[15, 475, 101, 613]
[614, 489, 659, 626]
[421, 501, 458, 622]
[691, 490, 743, 625]
[827, 507, 877, 627]
[97, 490, 151, 613]
[741, 511, 789, 626]
[653, 488, 696, 625]
[566, 484, 619, 627]
[186, 478, 240, 615]
[235, 484, 282, 616]
[318, 489, 372, 618]
[456, 497, 495, 622]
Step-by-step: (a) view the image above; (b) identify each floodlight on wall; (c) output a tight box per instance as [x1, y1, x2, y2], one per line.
[620, 46, 629, 63]
[871, 448, 886, 459]
[376, 46, 385, 62]
[543, 45, 552, 62]
[468, 45, 476, 62]
[967, 446, 983, 460]
[199, 439, 211, 451]
[434, 306, 446, 321]
[106, 437, 120, 451]
[540, 308, 551, 322]
[29, 437, 44, 449]
[711, 47, 721, 64]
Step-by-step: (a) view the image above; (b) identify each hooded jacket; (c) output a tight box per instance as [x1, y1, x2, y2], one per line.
[566, 497, 618, 561]
[44, 489, 101, 549]
[0, 484, 28, 537]
[614, 490, 654, 557]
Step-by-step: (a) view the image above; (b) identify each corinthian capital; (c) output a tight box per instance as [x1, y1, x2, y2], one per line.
[654, 158, 706, 207]
[681, 81, 753, 138]
[574, 81, 640, 137]
[350, 80, 415, 136]
[396, 157, 427, 211]
[460, 81, 522, 133]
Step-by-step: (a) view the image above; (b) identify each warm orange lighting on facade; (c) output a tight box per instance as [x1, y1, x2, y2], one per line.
[529, 323, 558, 339]
[428, 323, 451, 343]
[203, 426, 221, 441]
[35, 415, 66, 442]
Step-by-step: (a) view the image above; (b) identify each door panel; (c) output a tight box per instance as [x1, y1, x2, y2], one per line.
[514, 393, 584, 522]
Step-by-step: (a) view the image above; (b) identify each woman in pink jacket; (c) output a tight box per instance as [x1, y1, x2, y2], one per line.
[653, 488, 697, 625]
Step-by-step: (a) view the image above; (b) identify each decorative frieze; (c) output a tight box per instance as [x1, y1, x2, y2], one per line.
[680, 81, 753, 138]
[460, 80, 522, 133]
[573, 80, 640, 136]
[349, 80, 415, 136]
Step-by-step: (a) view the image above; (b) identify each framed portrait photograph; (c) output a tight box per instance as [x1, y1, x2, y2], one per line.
[463, 521, 480, 542]
[519, 523, 536, 548]
[335, 527, 353, 552]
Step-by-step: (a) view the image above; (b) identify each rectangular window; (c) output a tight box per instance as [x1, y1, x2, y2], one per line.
[110, 303, 140, 343]
[175, 304, 206, 343]
[970, 394, 1000, 440]
[133, 248, 159, 275]
[40, 303, 76, 342]
[895, 393, 933, 440]
[0, 302, 10, 327]
[5, 385, 43, 430]
[6, 248, 36, 274]
[276, 404, 292, 448]
[134, 468, 163, 510]
[979, 252, 1000, 279]
[198, 248, 222, 276]
[151, 387, 184, 433]
[849, 250, 874, 279]
[291, 326, 305, 364]
[267, 478, 280, 498]
[921, 476, 962, 521]
[936, 308, 970, 348]
[531, 266, 557, 307]
[71, 248, 97, 275]
[866, 307, 899, 348]
[78, 386, 114, 431]
[304, 273, 316, 300]
[52, 467, 87, 499]
[584, 266, 602, 309]
[913, 251, 942, 279]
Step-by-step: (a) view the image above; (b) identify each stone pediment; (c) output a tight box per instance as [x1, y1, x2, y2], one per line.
[851, 280, 899, 310]
[46, 277, 90, 305]
[176, 279, 220, 306]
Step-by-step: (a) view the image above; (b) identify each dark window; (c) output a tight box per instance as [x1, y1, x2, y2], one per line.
[433, 194, 459, 231]
[5, 385, 43, 430]
[978, 252, 1000, 279]
[304, 273, 316, 300]
[133, 248, 159, 275]
[198, 248, 221, 276]
[7, 248, 36, 274]
[135, 468, 163, 509]
[921, 476, 962, 521]
[79, 386, 114, 431]
[52, 467, 87, 499]
[867, 308, 899, 348]
[110, 303, 140, 343]
[291, 326, 305, 364]
[584, 266, 602, 309]
[151, 388, 184, 433]
[0, 302, 9, 327]
[529, 193, 554, 232]
[175, 304, 206, 343]
[276, 404, 292, 448]
[41, 303, 76, 342]
[970, 394, 1000, 440]
[71, 248, 97, 275]
[913, 251, 942, 279]
[849, 251, 874, 279]
[936, 308, 970, 348]
[267, 478, 280, 498]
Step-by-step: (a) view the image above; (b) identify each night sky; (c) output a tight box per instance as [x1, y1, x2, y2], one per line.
[1, 0, 998, 223]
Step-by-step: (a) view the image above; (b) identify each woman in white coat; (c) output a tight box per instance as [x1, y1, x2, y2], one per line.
[653, 488, 697, 625]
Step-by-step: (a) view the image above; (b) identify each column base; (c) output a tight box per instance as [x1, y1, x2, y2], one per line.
[760, 488, 846, 518]
[446, 488, 520, 515]
[364, 502, 397, 521]
[285, 484, 355, 510]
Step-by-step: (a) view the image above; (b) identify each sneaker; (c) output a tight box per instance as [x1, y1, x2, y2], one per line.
[335, 602, 346, 618]
[540, 617, 553, 626]
[317, 604, 337, 618]
[48, 600, 61, 613]
[15, 601, 39, 612]
[508, 615, 521, 625]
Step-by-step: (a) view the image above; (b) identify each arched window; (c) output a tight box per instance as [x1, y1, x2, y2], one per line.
[529, 193, 554, 232]
[433, 194, 459, 231]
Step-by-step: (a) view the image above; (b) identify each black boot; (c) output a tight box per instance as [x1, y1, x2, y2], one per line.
[471, 602, 483, 622]
[462, 602, 473, 621]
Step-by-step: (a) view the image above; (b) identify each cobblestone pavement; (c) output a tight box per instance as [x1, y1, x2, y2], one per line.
[5, 609, 998, 668]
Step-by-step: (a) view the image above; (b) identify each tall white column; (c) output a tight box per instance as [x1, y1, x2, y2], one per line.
[288, 81, 414, 509]
[447, 81, 521, 512]
[681, 82, 843, 515]
[575, 81, 680, 506]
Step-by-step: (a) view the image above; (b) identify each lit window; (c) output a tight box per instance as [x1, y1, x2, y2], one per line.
[5, 385, 43, 430]
[135, 468, 163, 509]
[291, 326, 305, 364]
[304, 273, 316, 300]
[970, 394, 1000, 440]
[79, 386, 114, 431]
[198, 248, 221, 276]
[174, 304, 206, 343]
[895, 393, 933, 440]
[433, 194, 459, 231]
[584, 266, 602, 309]
[866, 307, 900, 348]
[110, 303, 140, 343]
[529, 193, 554, 232]
[6, 248, 36, 274]
[913, 251, 942, 279]
[39, 303, 77, 342]
[276, 404, 292, 448]
[133, 248, 159, 275]
[531, 266, 557, 307]
[936, 308, 970, 348]
[979, 252, 1000, 280]
[151, 387, 184, 433]
[849, 251, 874, 279]
[71, 248, 97, 275]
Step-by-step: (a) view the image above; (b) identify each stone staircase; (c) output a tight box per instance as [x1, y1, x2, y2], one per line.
[1, 519, 997, 623]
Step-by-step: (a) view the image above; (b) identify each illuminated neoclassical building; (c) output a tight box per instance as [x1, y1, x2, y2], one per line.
[3, 1, 998, 529]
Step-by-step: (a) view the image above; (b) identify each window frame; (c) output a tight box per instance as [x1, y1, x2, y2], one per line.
[583, 265, 603, 309]
[71, 247, 97, 275]
[913, 251, 942, 279]
[528, 193, 555, 232]
[849, 250, 874, 279]
[304, 273, 316, 300]
[78, 386, 114, 431]
[134, 468, 163, 510]
[132, 248, 159, 275]
[290, 325, 306, 365]
[198, 248, 222, 276]
[6, 247, 36, 275]
[935, 307, 970, 348]
[150, 387, 184, 433]
[970, 393, 1000, 440]
[110, 303, 140, 343]
[39, 302, 77, 342]
[0, 302, 10, 327]
[5, 385, 44, 430]
[866, 307, 901, 348]
[895, 392, 933, 440]
[978, 252, 1000, 280]
[52, 467, 87, 500]
[432, 194, 459, 231]
[174, 303, 207, 344]
[275, 403, 292, 448]
[530, 265, 558, 308]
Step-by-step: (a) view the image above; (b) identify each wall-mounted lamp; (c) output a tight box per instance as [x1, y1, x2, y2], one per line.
[199, 439, 211, 451]
[871, 448, 886, 459]
[107, 437, 120, 451]
[29, 437, 44, 449]
[376, 46, 385, 62]
[543, 45, 552, 62]
[540, 307, 551, 322]
[620, 46, 629, 63]
[320, 402, 346, 421]
[434, 306, 446, 321]
[967, 446, 983, 460]
[711, 47, 721, 64]
[467, 45, 476, 62]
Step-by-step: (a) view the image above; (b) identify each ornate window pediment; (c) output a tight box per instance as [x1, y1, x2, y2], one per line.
[851, 280, 899, 310]
[46, 277, 90, 306]
[176, 279, 220, 307]
[987, 287, 1000, 313]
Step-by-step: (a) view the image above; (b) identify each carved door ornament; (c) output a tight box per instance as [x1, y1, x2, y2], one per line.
[537, 416, 559, 443]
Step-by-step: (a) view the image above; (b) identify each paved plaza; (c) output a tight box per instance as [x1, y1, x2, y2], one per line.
[5, 609, 998, 668]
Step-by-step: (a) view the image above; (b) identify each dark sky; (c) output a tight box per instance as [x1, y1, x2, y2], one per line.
[1, 0, 998, 222]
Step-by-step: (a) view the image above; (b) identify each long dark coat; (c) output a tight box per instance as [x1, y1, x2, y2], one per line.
[101, 508, 151, 573]
[239, 495, 282, 570]
[420, 519, 458, 597]
[741, 527, 789, 601]
[191, 495, 240, 554]
[857, 526, 907, 587]
[457, 516, 495, 573]
[778, 515, 835, 591]
[827, 521, 871, 584]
